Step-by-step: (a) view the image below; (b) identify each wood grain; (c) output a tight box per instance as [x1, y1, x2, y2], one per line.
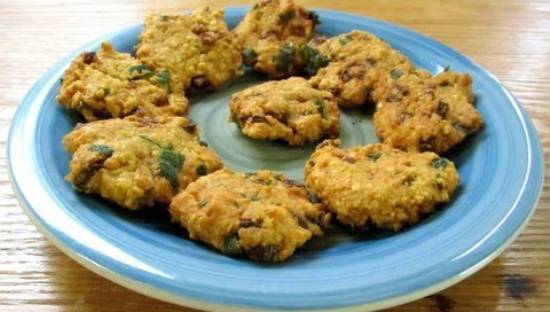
[1, 0, 549, 311]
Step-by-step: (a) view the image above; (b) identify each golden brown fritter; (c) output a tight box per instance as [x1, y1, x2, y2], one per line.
[304, 140, 459, 231]
[229, 77, 340, 146]
[64, 116, 223, 210]
[308, 31, 415, 107]
[373, 70, 484, 153]
[136, 7, 243, 93]
[170, 169, 331, 262]
[57, 42, 188, 121]
[234, 0, 319, 78]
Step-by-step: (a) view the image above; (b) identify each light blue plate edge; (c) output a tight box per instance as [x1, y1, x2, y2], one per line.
[7, 6, 545, 312]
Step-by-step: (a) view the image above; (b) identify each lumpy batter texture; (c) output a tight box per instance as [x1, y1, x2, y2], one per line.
[64, 116, 223, 210]
[136, 7, 243, 93]
[373, 70, 483, 153]
[305, 140, 459, 231]
[57, 42, 188, 121]
[229, 77, 340, 146]
[170, 169, 331, 262]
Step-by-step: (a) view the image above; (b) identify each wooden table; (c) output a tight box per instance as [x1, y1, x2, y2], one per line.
[1, 0, 548, 311]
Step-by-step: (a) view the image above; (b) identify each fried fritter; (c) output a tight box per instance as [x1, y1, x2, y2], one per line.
[170, 169, 331, 262]
[229, 77, 340, 146]
[136, 7, 243, 93]
[64, 116, 223, 210]
[373, 70, 483, 153]
[57, 42, 188, 121]
[304, 140, 459, 231]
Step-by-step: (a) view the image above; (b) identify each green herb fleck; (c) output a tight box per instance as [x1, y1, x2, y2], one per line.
[59, 77, 64, 85]
[153, 69, 171, 92]
[129, 64, 154, 80]
[314, 98, 325, 118]
[339, 36, 350, 45]
[242, 47, 258, 65]
[138, 135, 184, 186]
[159, 148, 184, 187]
[250, 194, 260, 201]
[88, 144, 114, 156]
[222, 233, 241, 256]
[432, 157, 449, 170]
[139, 135, 163, 148]
[443, 65, 450, 72]
[198, 199, 208, 208]
[245, 172, 256, 178]
[367, 153, 381, 161]
[273, 43, 295, 73]
[300, 45, 329, 76]
[196, 164, 208, 176]
[390, 68, 404, 79]
[101, 86, 111, 96]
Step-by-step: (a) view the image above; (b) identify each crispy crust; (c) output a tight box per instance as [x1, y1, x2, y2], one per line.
[304, 140, 459, 231]
[169, 169, 331, 262]
[57, 42, 189, 121]
[373, 70, 484, 153]
[64, 116, 223, 210]
[136, 7, 243, 93]
[229, 77, 340, 146]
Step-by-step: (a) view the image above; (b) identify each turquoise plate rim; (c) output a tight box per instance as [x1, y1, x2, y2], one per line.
[7, 6, 545, 312]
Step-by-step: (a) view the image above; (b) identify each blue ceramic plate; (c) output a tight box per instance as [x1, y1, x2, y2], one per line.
[8, 6, 544, 312]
